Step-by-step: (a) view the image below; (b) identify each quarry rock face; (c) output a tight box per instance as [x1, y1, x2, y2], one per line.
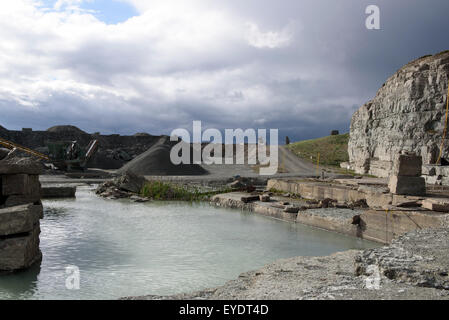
[349, 51, 449, 177]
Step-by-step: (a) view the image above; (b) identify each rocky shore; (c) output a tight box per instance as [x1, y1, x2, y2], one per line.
[125, 228, 449, 300]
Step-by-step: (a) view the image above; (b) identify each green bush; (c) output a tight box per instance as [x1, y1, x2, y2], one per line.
[140, 181, 232, 201]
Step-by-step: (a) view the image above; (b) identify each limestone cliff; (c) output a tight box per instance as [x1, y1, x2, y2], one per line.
[349, 51, 449, 177]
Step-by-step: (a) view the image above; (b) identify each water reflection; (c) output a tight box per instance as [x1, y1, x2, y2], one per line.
[0, 186, 379, 300]
[0, 262, 41, 299]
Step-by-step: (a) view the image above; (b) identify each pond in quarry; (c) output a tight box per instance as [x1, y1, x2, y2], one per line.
[0, 186, 378, 299]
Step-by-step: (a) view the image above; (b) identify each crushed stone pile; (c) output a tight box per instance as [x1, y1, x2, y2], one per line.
[117, 136, 208, 176]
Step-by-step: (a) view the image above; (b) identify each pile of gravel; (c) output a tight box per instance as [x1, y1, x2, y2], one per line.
[117, 136, 208, 176]
[46, 125, 87, 135]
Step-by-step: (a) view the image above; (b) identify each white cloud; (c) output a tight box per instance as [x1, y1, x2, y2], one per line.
[246, 22, 293, 49]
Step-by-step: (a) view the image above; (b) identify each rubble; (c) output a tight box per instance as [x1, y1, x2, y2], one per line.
[355, 228, 449, 290]
[96, 172, 149, 200]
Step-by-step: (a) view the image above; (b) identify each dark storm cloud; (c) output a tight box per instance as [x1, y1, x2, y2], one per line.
[1, 0, 448, 142]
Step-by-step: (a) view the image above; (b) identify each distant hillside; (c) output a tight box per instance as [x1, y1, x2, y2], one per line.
[286, 133, 349, 167]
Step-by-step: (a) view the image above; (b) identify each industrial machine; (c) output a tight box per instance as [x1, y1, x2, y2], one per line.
[0, 137, 98, 171]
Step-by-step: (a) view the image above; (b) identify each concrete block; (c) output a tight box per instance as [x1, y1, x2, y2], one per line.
[392, 154, 422, 176]
[388, 176, 426, 196]
[1, 174, 41, 196]
[0, 225, 41, 271]
[422, 199, 449, 212]
[0, 204, 43, 236]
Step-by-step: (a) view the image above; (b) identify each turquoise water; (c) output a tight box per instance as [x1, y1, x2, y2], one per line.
[0, 186, 377, 300]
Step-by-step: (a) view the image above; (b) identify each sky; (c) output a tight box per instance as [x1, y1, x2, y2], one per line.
[0, 0, 448, 142]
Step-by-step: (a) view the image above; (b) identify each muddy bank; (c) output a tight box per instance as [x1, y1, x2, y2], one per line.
[124, 228, 449, 300]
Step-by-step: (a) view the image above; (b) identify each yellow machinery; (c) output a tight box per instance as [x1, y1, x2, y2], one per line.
[0, 136, 98, 171]
[0, 137, 50, 161]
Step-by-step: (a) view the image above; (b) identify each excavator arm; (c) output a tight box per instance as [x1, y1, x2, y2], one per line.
[0, 137, 50, 161]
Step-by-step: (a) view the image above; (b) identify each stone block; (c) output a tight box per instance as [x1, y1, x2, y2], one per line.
[1, 194, 42, 208]
[422, 198, 449, 212]
[240, 195, 259, 203]
[0, 204, 43, 236]
[0, 158, 43, 175]
[0, 225, 41, 271]
[392, 154, 422, 176]
[365, 192, 393, 209]
[388, 176, 426, 196]
[283, 205, 299, 213]
[1, 174, 41, 196]
[42, 186, 76, 199]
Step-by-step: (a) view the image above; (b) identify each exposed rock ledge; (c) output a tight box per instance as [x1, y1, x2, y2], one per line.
[124, 228, 449, 300]
[349, 50, 449, 177]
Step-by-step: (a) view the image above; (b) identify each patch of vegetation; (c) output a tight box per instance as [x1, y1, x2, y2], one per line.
[286, 133, 350, 167]
[140, 181, 232, 201]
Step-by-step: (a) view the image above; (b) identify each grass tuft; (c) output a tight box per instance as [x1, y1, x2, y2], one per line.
[140, 181, 232, 201]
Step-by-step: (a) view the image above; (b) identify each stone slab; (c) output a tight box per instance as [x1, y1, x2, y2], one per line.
[42, 186, 76, 199]
[0, 158, 43, 175]
[388, 176, 426, 196]
[0, 225, 41, 271]
[0, 204, 43, 236]
[357, 209, 445, 244]
[392, 154, 422, 176]
[1, 194, 42, 208]
[422, 198, 449, 212]
[1, 174, 41, 196]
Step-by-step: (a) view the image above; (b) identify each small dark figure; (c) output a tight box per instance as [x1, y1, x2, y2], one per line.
[285, 136, 290, 145]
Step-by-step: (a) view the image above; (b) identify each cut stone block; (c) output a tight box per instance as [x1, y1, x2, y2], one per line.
[392, 154, 422, 177]
[0, 225, 41, 271]
[240, 195, 259, 203]
[1, 194, 42, 208]
[1, 174, 41, 196]
[422, 199, 449, 212]
[42, 186, 76, 199]
[388, 176, 426, 196]
[0, 158, 43, 175]
[283, 205, 299, 213]
[0, 204, 43, 236]
[365, 192, 393, 209]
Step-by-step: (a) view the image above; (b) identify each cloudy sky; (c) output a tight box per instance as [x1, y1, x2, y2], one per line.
[1, 0, 448, 142]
